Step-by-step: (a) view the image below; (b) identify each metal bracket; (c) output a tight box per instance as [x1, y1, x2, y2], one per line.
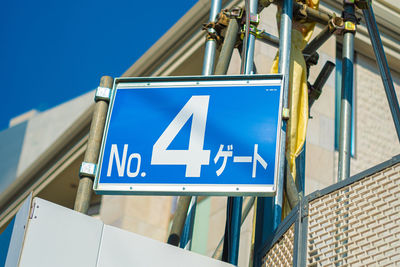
[344, 21, 356, 33]
[79, 162, 97, 178]
[95, 86, 112, 102]
[202, 10, 230, 45]
[282, 108, 290, 120]
[223, 6, 243, 19]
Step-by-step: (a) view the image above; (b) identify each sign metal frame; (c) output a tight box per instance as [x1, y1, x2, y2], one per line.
[94, 75, 283, 196]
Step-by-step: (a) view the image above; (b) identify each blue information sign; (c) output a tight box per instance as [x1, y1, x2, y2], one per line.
[94, 76, 283, 196]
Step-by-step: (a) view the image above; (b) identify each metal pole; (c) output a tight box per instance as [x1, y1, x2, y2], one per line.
[167, 196, 191, 246]
[214, 18, 239, 75]
[241, 0, 258, 74]
[257, 30, 280, 48]
[273, 0, 293, 229]
[179, 197, 197, 249]
[169, 0, 222, 249]
[224, 0, 258, 264]
[363, 5, 400, 142]
[337, 3, 355, 181]
[303, 17, 343, 60]
[203, 0, 222, 75]
[74, 76, 113, 213]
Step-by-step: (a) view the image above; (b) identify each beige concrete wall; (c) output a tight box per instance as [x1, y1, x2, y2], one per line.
[100, 195, 173, 242]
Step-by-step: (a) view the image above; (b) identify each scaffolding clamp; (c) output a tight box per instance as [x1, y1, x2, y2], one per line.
[328, 16, 345, 35]
[223, 6, 243, 19]
[294, 3, 308, 21]
[240, 13, 260, 40]
[344, 21, 356, 33]
[95, 86, 112, 102]
[202, 10, 230, 45]
[79, 162, 97, 178]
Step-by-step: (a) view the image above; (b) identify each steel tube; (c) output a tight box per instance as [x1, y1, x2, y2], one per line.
[202, 0, 222, 76]
[273, 0, 293, 230]
[309, 61, 335, 107]
[167, 196, 191, 246]
[212, 197, 255, 260]
[229, 197, 243, 264]
[260, 0, 331, 25]
[363, 5, 400, 142]
[170, 0, 222, 248]
[244, 0, 258, 74]
[203, 41, 218, 75]
[243, 35, 257, 74]
[294, 2, 330, 25]
[303, 25, 334, 59]
[74, 76, 113, 214]
[223, 0, 258, 264]
[257, 31, 280, 48]
[214, 19, 239, 75]
[338, 5, 355, 182]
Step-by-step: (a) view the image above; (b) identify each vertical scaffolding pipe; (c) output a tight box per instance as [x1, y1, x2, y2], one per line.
[363, 5, 400, 142]
[168, 0, 221, 248]
[203, 0, 222, 75]
[241, 0, 257, 74]
[185, 0, 221, 248]
[74, 76, 113, 214]
[226, 0, 258, 264]
[338, 3, 355, 181]
[273, 0, 293, 229]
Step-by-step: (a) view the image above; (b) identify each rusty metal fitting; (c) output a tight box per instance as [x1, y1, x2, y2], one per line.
[295, 3, 308, 21]
[202, 10, 232, 45]
[223, 6, 243, 19]
[355, 0, 372, 9]
[328, 16, 345, 35]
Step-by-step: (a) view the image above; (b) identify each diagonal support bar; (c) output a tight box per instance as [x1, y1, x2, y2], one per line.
[363, 5, 400, 142]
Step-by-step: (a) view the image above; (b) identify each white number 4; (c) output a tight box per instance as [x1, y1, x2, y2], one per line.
[151, 95, 211, 177]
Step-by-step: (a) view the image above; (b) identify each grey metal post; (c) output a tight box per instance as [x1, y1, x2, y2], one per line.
[167, 196, 191, 246]
[241, 0, 258, 74]
[257, 30, 280, 48]
[203, 0, 222, 75]
[74, 76, 113, 214]
[363, 5, 400, 142]
[214, 18, 239, 75]
[338, 3, 355, 181]
[273, 0, 293, 229]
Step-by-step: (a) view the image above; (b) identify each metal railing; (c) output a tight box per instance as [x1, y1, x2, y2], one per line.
[256, 154, 400, 267]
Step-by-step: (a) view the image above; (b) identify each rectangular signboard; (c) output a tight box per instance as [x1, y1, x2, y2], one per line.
[94, 75, 283, 196]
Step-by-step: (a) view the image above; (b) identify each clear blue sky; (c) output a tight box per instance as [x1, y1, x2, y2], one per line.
[0, 0, 198, 131]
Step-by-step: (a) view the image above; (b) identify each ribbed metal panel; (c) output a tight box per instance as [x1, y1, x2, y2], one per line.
[261, 224, 295, 267]
[307, 163, 400, 266]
